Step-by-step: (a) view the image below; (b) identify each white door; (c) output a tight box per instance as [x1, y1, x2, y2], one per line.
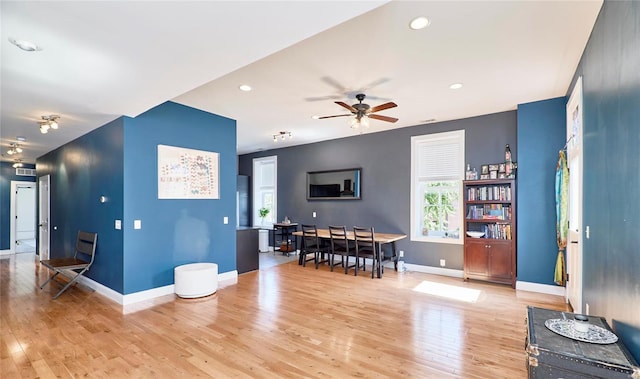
[15, 184, 36, 253]
[10, 181, 36, 254]
[38, 175, 51, 261]
[566, 77, 584, 314]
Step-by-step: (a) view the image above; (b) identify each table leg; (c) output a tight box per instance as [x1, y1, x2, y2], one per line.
[391, 241, 398, 271]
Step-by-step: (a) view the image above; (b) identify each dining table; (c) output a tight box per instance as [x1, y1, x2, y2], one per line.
[292, 228, 406, 278]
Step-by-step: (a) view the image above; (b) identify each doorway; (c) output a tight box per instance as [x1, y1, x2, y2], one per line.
[38, 175, 51, 261]
[566, 77, 584, 313]
[10, 181, 37, 254]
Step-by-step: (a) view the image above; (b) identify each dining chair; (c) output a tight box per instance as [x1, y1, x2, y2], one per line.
[300, 224, 328, 268]
[353, 226, 378, 278]
[328, 225, 356, 274]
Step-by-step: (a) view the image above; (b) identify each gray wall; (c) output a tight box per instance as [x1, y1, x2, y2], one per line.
[239, 111, 516, 269]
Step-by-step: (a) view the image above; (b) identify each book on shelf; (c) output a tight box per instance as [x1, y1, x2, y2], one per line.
[466, 185, 512, 202]
[466, 204, 511, 220]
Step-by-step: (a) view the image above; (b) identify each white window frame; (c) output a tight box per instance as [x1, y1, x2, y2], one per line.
[410, 130, 465, 244]
[252, 156, 277, 228]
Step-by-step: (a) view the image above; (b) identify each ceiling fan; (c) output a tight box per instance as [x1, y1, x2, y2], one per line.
[318, 93, 398, 127]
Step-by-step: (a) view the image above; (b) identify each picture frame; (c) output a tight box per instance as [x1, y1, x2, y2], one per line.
[481, 165, 489, 174]
[499, 173, 507, 179]
[157, 145, 220, 199]
[490, 170, 498, 179]
[499, 163, 506, 173]
[480, 174, 489, 180]
[489, 163, 500, 172]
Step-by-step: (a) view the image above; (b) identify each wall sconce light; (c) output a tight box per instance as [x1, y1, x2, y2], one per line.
[273, 131, 292, 142]
[7, 143, 23, 155]
[39, 115, 60, 134]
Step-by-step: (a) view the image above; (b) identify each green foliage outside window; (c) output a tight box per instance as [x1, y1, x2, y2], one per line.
[422, 181, 459, 237]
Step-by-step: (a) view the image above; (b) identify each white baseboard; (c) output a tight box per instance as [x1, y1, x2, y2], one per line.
[404, 263, 464, 278]
[0, 249, 13, 256]
[218, 270, 238, 288]
[516, 281, 566, 296]
[79, 269, 239, 313]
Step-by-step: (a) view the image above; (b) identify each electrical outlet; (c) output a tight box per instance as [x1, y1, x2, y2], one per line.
[585, 303, 590, 315]
[312, 211, 316, 218]
[115, 220, 121, 230]
[223, 216, 229, 224]
[134, 220, 141, 229]
[440, 259, 446, 267]
[399, 250, 404, 258]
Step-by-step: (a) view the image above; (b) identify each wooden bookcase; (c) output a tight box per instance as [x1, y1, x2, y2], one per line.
[463, 179, 516, 287]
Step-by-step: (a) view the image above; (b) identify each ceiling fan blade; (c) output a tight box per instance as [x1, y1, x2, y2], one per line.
[370, 102, 397, 113]
[318, 114, 352, 119]
[369, 114, 398, 123]
[335, 101, 357, 112]
[305, 95, 342, 102]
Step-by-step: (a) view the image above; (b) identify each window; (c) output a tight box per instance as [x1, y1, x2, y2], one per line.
[411, 130, 465, 244]
[252, 156, 277, 227]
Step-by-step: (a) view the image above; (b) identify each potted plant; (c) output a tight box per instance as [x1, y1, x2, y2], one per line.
[259, 207, 270, 226]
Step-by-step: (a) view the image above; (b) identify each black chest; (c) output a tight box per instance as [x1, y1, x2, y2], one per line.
[526, 306, 639, 378]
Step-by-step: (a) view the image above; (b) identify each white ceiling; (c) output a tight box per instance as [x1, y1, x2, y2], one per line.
[1, 1, 602, 163]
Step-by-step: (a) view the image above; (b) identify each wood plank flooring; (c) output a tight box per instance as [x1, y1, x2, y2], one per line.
[1, 253, 568, 378]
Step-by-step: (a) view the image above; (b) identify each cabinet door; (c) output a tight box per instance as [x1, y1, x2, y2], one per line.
[488, 241, 512, 280]
[465, 240, 489, 276]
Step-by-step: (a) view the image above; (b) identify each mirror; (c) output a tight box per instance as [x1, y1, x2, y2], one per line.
[307, 168, 361, 200]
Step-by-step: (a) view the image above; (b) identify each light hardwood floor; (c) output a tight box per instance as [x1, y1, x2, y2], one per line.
[1, 253, 568, 378]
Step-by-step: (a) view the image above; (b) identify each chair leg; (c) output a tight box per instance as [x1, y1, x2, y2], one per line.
[40, 271, 60, 289]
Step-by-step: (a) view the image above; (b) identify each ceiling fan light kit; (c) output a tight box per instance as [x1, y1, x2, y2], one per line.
[318, 93, 398, 130]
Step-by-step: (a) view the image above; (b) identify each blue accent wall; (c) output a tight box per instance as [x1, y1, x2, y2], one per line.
[37, 118, 125, 293]
[122, 101, 237, 294]
[516, 97, 566, 285]
[0, 162, 36, 250]
[567, 0, 640, 361]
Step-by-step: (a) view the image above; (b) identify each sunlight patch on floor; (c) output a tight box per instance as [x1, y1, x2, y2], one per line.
[412, 280, 482, 303]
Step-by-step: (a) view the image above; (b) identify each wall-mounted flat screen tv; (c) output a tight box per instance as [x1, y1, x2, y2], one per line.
[307, 168, 361, 200]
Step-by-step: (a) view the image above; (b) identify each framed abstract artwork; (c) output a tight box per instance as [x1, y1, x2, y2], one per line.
[157, 145, 219, 199]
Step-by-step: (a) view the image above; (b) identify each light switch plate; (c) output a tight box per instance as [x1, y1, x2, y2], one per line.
[223, 216, 229, 224]
[134, 220, 141, 229]
[115, 220, 122, 230]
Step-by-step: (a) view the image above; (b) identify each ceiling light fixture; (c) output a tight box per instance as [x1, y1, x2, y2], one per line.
[8, 38, 41, 52]
[409, 16, 430, 30]
[12, 159, 24, 168]
[239, 84, 252, 92]
[449, 83, 463, 90]
[273, 131, 292, 142]
[38, 115, 60, 134]
[350, 115, 369, 130]
[7, 143, 23, 155]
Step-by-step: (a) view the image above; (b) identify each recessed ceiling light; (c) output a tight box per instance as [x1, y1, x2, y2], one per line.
[409, 16, 430, 30]
[449, 83, 463, 90]
[311, 115, 320, 120]
[239, 84, 252, 92]
[8, 38, 41, 52]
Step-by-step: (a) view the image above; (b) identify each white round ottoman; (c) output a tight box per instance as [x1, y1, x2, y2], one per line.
[174, 263, 218, 298]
